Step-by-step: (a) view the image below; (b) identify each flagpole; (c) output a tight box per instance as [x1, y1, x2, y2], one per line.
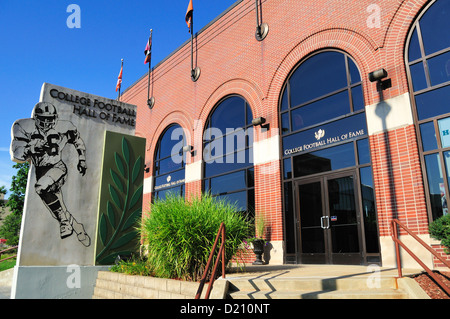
[147, 29, 155, 108]
[117, 58, 123, 101]
[190, 6, 200, 82]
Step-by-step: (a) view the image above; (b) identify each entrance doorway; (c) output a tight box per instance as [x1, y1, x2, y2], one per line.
[295, 171, 363, 265]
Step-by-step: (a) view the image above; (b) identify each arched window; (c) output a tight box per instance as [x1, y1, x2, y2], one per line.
[280, 50, 379, 264]
[406, 0, 450, 221]
[153, 124, 186, 200]
[280, 51, 367, 178]
[203, 95, 254, 215]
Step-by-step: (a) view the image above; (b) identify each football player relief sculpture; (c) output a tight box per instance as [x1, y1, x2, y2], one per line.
[11, 102, 91, 247]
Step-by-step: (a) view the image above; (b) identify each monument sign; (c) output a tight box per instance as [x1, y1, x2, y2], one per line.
[9, 83, 145, 298]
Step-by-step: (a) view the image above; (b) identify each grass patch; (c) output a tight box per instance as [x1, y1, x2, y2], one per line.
[0, 256, 16, 272]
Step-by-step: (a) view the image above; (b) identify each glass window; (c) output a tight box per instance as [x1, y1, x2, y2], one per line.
[415, 84, 450, 120]
[291, 91, 350, 130]
[428, 51, 450, 87]
[280, 86, 289, 111]
[153, 124, 186, 199]
[281, 112, 290, 135]
[157, 125, 185, 159]
[420, 122, 438, 151]
[409, 62, 428, 92]
[293, 143, 356, 178]
[282, 51, 364, 140]
[424, 153, 446, 220]
[408, 28, 422, 62]
[209, 96, 246, 133]
[289, 52, 348, 107]
[419, 0, 450, 55]
[283, 182, 296, 254]
[203, 95, 254, 215]
[348, 57, 361, 84]
[357, 138, 371, 165]
[283, 158, 292, 179]
[359, 167, 379, 253]
[438, 117, 450, 148]
[351, 85, 365, 112]
[210, 170, 246, 195]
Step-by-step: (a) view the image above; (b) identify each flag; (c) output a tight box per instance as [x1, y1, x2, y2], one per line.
[144, 31, 152, 64]
[115, 61, 123, 92]
[185, 0, 193, 33]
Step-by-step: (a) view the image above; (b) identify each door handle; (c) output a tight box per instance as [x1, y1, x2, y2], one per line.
[321, 216, 330, 229]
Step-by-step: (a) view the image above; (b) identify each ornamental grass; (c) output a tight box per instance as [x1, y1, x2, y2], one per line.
[140, 193, 252, 281]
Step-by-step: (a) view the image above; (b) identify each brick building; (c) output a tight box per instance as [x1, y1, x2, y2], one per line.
[121, 0, 450, 268]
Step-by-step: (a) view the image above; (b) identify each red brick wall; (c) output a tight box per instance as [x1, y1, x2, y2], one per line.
[431, 245, 450, 269]
[122, 0, 436, 262]
[369, 125, 428, 237]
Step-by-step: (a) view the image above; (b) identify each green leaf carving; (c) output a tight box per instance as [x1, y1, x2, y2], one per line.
[107, 201, 116, 229]
[109, 185, 122, 209]
[132, 156, 143, 183]
[96, 133, 145, 265]
[115, 153, 126, 177]
[111, 231, 138, 250]
[110, 169, 124, 192]
[129, 185, 143, 209]
[123, 209, 141, 231]
[99, 214, 107, 246]
[122, 138, 130, 165]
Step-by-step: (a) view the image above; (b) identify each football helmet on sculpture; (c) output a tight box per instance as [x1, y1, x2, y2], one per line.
[33, 102, 58, 132]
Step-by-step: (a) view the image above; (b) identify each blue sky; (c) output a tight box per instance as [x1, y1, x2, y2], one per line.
[0, 0, 238, 197]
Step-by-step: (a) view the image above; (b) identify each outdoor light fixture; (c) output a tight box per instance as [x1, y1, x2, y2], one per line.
[252, 116, 269, 130]
[255, 0, 269, 41]
[368, 68, 392, 91]
[182, 145, 195, 156]
[252, 117, 266, 126]
[182, 145, 193, 153]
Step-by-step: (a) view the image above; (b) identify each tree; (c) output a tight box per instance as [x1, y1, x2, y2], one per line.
[0, 162, 29, 245]
[0, 185, 6, 208]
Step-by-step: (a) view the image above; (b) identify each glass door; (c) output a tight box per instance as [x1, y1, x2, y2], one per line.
[296, 171, 363, 264]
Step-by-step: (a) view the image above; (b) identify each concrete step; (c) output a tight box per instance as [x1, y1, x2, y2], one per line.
[228, 289, 408, 299]
[226, 276, 408, 299]
[227, 276, 397, 291]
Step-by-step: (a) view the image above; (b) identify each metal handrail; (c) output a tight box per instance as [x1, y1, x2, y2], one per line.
[195, 222, 226, 299]
[0, 245, 18, 263]
[391, 219, 450, 296]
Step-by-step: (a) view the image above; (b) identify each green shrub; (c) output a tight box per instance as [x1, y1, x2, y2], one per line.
[110, 255, 153, 276]
[141, 193, 252, 281]
[429, 214, 450, 254]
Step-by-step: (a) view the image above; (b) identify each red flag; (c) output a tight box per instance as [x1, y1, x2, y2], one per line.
[144, 31, 152, 64]
[115, 62, 123, 92]
[185, 0, 193, 33]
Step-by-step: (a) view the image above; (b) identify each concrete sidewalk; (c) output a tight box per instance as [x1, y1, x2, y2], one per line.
[0, 268, 14, 299]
